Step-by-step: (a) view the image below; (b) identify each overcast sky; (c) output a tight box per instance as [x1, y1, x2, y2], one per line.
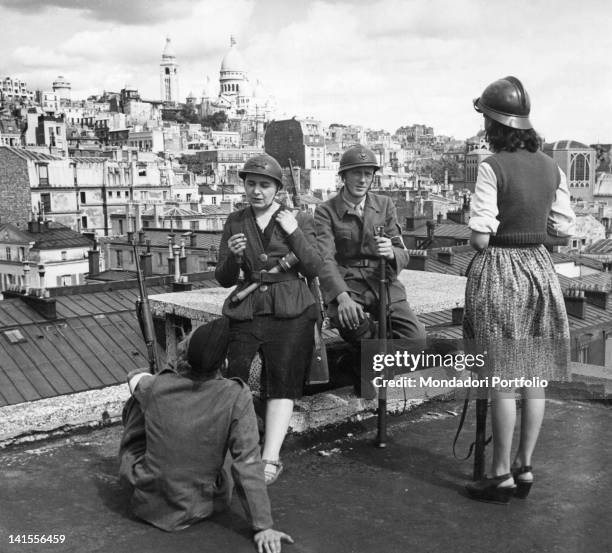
[1, 0, 610, 143]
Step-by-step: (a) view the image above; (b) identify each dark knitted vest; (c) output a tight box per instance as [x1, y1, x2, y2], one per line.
[485, 150, 560, 246]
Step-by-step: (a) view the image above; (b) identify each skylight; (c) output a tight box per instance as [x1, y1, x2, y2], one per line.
[4, 329, 26, 344]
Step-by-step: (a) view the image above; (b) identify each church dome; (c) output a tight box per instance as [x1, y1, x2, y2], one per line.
[220, 37, 245, 73]
[543, 140, 591, 151]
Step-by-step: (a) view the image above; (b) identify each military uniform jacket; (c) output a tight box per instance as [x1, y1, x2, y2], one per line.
[129, 370, 273, 532]
[314, 190, 410, 305]
[215, 206, 322, 320]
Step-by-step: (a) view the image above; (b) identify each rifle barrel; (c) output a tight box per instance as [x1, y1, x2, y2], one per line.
[133, 244, 160, 373]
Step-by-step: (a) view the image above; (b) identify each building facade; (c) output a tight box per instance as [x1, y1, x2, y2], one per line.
[264, 118, 326, 169]
[0, 220, 92, 292]
[544, 140, 597, 202]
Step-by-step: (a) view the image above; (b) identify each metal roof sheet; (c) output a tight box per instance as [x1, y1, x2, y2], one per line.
[0, 279, 220, 407]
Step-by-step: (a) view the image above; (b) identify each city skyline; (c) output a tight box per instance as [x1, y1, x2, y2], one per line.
[1, 0, 611, 143]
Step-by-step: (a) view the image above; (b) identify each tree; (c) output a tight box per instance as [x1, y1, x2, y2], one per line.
[201, 111, 228, 131]
[417, 157, 462, 184]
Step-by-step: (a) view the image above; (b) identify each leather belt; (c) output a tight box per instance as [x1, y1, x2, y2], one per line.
[342, 259, 380, 268]
[248, 270, 301, 283]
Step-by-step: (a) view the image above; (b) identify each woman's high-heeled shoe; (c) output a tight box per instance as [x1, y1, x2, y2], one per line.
[466, 473, 516, 504]
[511, 465, 533, 499]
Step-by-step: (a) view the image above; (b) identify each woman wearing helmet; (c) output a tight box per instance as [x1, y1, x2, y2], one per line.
[465, 76, 575, 503]
[215, 153, 322, 485]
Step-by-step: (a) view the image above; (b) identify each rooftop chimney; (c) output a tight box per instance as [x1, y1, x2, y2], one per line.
[134, 202, 142, 232]
[452, 305, 464, 325]
[140, 240, 153, 277]
[583, 284, 609, 310]
[564, 288, 586, 319]
[407, 250, 427, 271]
[437, 247, 454, 266]
[88, 240, 100, 278]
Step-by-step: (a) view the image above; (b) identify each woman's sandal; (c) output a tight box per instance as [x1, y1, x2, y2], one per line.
[465, 473, 516, 504]
[262, 459, 284, 486]
[511, 465, 533, 499]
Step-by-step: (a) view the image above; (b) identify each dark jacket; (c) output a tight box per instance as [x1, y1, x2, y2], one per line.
[314, 190, 410, 305]
[126, 370, 272, 532]
[215, 206, 322, 320]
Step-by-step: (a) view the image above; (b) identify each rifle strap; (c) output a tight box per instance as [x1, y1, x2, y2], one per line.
[452, 388, 492, 461]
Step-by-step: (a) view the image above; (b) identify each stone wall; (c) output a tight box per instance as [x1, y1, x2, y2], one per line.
[0, 148, 32, 228]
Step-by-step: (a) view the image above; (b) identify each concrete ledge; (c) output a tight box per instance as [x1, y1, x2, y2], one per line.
[0, 384, 130, 447]
[147, 270, 467, 323]
[0, 366, 461, 448]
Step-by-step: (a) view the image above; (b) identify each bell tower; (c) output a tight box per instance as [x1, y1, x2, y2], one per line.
[160, 37, 179, 104]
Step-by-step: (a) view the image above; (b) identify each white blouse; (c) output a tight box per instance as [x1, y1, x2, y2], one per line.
[468, 162, 576, 237]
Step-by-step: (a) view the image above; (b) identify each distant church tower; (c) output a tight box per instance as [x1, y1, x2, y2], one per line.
[160, 37, 179, 104]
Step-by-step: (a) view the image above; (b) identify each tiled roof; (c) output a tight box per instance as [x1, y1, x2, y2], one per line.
[138, 205, 230, 218]
[0, 118, 20, 133]
[69, 157, 106, 163]
[549, 252, 604, 271]
[25, 222, 93, 250]
[200, 205, 231, 215]
[433, 222, 471, 239]
[298, 193, 323, 204]
[557, 273, 612, 292]
[424, 250, 475, 276]
[109, 233, 222, 249]
[583, 239, 612, 254]
[403, 221, 470, 239]
[0, 280, 220, 407]
[0, 145, 61, 161]
[199, 185, 238, 195]
[164, 206, 201, 218]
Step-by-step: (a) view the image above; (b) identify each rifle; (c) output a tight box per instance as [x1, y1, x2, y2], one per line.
[375, 225, 389, 448]
[452, 388, 491, 480]
[133, 243, 161, 374]
[288, 158, 329, 385]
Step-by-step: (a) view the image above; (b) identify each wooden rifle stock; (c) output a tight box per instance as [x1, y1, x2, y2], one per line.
[288, 158, 329, 385]
[133, 244, 161, 373]
[473, 398, 488, 480]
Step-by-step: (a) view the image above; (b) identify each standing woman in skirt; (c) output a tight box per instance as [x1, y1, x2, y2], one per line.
[464, 76, 576, 502]
[216, 154, 322, 485]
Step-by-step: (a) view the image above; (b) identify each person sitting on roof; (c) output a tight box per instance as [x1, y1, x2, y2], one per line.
[118, 316, 293, 552]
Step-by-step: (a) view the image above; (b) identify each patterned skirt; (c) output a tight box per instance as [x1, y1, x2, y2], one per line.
[463, 245, 570, 382]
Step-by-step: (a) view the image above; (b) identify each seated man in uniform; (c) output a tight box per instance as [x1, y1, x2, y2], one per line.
[118, 317, 293, 553]
[314, 144, 427, 357]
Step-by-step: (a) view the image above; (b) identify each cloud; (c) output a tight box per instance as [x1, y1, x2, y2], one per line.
[0, 0, 203, 24]
[1, 0, 611, 142]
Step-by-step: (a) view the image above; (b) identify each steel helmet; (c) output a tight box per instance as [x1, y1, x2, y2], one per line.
[338, 144, 380, 174]
[473, 76, 532, 130]
[239, 154, 283, 188]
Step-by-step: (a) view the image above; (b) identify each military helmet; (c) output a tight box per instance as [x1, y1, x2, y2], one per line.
[473, 76, 532, 130]
[239, 154, 283, 188]
[338, 144, 380, 174]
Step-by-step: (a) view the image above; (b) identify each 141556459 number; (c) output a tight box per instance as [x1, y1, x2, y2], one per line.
[9, 535, 66, 544]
